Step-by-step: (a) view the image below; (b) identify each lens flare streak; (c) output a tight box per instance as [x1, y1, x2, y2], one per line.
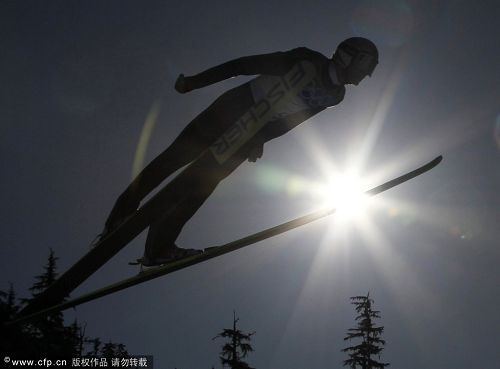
[132, 100, 162, 179]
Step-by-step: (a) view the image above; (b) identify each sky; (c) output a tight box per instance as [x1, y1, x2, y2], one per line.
[1, 0, 499, 368]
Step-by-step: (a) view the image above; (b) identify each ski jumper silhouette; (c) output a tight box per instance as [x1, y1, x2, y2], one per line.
[103, 37, 378, 266]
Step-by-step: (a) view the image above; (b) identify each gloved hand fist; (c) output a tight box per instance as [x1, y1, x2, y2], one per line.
[248, 144, 264, 162]
[175, 74, 192, 94]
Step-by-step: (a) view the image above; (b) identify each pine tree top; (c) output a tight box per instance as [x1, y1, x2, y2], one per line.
[213, 311, 256, 369]
[342, 293, 389, 368]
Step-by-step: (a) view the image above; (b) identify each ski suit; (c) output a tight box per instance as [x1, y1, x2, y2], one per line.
[106, 47, 346, 259]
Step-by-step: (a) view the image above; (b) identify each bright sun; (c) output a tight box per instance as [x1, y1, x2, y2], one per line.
[317, 174, 369, 220]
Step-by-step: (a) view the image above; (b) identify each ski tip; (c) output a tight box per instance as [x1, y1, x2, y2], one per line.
[415, 155, 443, 175]
[429, 155, 443, 167]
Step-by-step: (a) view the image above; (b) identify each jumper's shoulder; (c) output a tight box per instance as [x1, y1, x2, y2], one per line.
[286, 47, 328, 61]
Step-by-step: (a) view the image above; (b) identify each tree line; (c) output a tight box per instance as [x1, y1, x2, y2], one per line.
[1, 249, 389, 368]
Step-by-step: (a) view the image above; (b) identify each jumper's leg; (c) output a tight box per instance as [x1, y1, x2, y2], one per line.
[105, 105, 225, 230]
[143, 153, 247, 264]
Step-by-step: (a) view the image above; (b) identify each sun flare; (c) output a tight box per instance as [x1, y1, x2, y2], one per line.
[317, 174, 369, 220]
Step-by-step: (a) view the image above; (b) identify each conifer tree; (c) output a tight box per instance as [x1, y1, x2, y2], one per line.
[342, 293, 389, 369]
[70, 320, 86, 356]
[1, 249, 129, 358]
[20, 249, 81, 356]
[86, 337, 102, 356]
[24, 248, 65, 328]
[0, 283, 18, 321]
[213, 311, 255, 369]
[0, 283, 25, 357]
[101, 341, 129, 358]
[101, 342, 117, 357]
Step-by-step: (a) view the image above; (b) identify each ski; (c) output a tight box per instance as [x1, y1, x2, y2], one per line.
[9, 156, 442, 326]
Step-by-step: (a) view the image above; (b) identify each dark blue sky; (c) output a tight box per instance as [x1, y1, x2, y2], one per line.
[2, 1, 499, 368]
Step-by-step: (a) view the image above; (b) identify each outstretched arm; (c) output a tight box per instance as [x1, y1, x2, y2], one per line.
[176, 48, 311, 93]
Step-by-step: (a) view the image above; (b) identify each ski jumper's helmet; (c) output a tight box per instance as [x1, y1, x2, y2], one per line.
[334, 37, 378, 84]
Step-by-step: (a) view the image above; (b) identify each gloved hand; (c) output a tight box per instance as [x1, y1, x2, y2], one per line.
[175, 74, 193, 94]
[248, 144, 264, 162]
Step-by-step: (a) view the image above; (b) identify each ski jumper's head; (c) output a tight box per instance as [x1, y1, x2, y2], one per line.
[332, 37, 378, 86]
